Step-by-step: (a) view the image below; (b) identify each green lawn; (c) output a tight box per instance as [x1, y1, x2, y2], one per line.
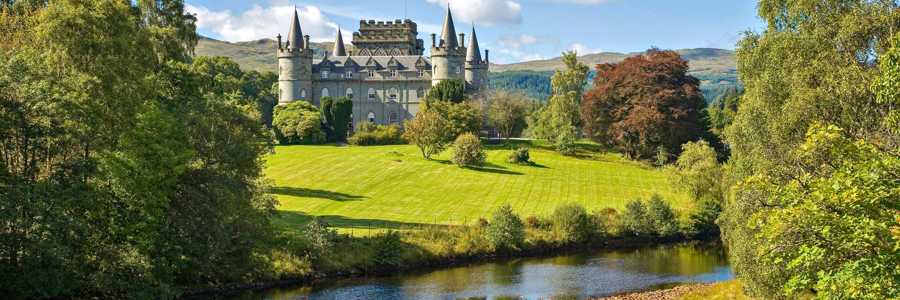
[266, 141, 691, 235]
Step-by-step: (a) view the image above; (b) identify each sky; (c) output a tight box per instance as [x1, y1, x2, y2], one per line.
[185, 0, 765, 64]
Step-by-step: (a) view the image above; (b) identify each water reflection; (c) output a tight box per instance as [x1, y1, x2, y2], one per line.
[227, 242, 731, 300]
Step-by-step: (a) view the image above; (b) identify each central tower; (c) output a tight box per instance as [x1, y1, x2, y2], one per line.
[430, 6, 466, 86]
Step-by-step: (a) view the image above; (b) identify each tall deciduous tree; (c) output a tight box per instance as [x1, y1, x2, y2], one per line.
[403, 109, 449, 159]
[720, 1, 900, 299]
[582, 49, 707, 160]
[487, 90, 529, 140]
[532, 51, 589, 153]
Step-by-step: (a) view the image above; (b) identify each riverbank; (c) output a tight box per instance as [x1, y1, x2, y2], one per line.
[596, 280, 749, 300]
[181, 234, 722, 299]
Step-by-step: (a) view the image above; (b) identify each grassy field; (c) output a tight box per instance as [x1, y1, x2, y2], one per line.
[266, 141, 691, 234]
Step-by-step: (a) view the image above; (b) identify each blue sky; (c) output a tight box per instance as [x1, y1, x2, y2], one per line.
[186, 0, 764, 64]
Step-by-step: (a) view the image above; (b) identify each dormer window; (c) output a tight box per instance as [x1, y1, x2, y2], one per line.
[390, 70, 398, 78]
[321, 70, 329, 79]
[417, 69, 424, 78]
[368, 70, 375, 78]
[346, 71, 353, 78]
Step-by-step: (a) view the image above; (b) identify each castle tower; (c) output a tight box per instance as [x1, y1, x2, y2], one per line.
[332, 27, 347, 57]
[430, 6, 466, 86]
[465, 26, 488, 91]
[277, 9, 313, 105]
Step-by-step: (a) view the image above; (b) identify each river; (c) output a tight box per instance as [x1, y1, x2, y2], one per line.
[227, 242, 731, 300]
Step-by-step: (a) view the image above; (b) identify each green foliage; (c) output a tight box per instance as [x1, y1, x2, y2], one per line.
[320, 96, 353, 141]
[551, 203, 594, 243]
[0, 2, 276, 298]
[721, 2, 900, 298]
[426, 79, 466, 103]
[488, 70, 553, 100]
[371, 231, 405, 269]
[486, 204, 525, 251]
[673, 140, 724, 236]
[621, 199, 652, 237]
[348, 123, 404, 146]
[302, 218, 339, 261]
[531, 51, 588, 154]
[403, 110, 450, 159]
[427, 100, 482, 141]
[706, 87, 740, 138]
[621, 195, 679, 238]
[507, 147, 530, 164]
[487, 90, 530, 140]
[272, 101, 326, 145]
[452, 133, 486, 167]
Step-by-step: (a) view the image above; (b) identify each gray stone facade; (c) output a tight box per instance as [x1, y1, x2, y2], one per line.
[276, 7, 488, 128]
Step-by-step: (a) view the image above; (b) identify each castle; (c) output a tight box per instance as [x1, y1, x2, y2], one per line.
[276, 6, 488, 127]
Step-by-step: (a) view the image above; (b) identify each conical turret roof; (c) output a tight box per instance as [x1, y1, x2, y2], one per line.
[440, 6, 458, 48]
[332, 27, 347, 56]
[287, 9, 303, 49]
[466, 26, 481, 62]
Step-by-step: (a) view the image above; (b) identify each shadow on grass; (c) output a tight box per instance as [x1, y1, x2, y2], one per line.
[464, 165, 524, 175]
[269, 186, 366, 201]
[275, 211, 453, 232]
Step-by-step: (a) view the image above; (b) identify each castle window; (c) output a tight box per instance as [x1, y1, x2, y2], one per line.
[346, 71, 353, 78]
[368, 70, 375, 78]
[389, 112, 398, 124]
[368, 88, 377, 101]
[388, 88, 398, 102]
[321, 88, 330, 98]
[367, 111, 376, 123]
[300, 89, 306, 99]
[346, 88, 354, 99]
[417, 69, 424, 78]
[390, 70, 398, 78]
[455, 66, 461, 74]
[321, 70, 329, 79]
[416, 88, 424, 100]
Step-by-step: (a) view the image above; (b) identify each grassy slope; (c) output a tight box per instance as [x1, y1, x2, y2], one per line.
[266, 142, 690, 234]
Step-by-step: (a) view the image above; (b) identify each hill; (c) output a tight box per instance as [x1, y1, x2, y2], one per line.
[265, 141, 691, 235]
[194, 36, 338, 72]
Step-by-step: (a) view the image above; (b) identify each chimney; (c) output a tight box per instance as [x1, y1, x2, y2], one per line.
[277, 34, 283, 50]
[303, 35, 310, 49]
[485, 49, 489, 63]
[459, 33, 465, 48]
[431, 33, 436, 47]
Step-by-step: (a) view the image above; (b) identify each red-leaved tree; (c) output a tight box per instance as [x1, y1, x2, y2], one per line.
[582, 49, 707, 160]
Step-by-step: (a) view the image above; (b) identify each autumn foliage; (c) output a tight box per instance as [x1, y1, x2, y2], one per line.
[581, 49, 707, 159]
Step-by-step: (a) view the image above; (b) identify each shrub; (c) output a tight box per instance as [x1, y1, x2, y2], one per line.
[646, 194, 679, 238]
[507, 147, 530, 164]
[348, 123, 404, 146]
[592, 208, 619, 237]
[303, 218, 339, 261]
[475, 218, 489, 228]
[551, 203, 594, 243]
[452, 133, 486, 167]
[403, 110, 449, 159]
[621, 199, 652, 237]
[524, 215, 544, 229]
[272, 101, 326, 144]
[485, 204, 525, 251]
[372, 231, 405, 269]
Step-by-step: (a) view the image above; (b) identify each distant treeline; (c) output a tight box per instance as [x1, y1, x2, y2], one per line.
[489, 70, 741, 104]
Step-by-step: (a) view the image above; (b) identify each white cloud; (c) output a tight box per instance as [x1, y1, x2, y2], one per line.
[186, 3, 344, 43]
[497, 34, 542, 50]
[568, 43, 602, 55]
[425, 0, 522, 26]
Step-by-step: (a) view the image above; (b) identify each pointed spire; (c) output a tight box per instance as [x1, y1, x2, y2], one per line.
[287, 8, 303, 50]
[439, 4, 458, 48]
[467, 25, 481, 63]
[332, 26, 347, 56]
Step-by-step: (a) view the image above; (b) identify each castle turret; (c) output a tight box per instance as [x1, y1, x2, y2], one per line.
[332, 27, 347, 57]
[431, 6, 466, 86]
[277, 9, 314, 105]
[465, 26, 488, 91]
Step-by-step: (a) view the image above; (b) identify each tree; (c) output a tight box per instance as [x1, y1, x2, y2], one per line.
[720, 1, 900, 298]
[426, 79, 466, 103]
[706, 87, 740, 138]
[426, 100, 481, 141]
[321, 97, 353, 141]
[551, 203, 594, 243]
[532, 51, 589, 153]
[645, 195, 678, 238]
[272, 101, 326, 144]
[403, 109, 449, 159]
[582, 49, 707, 159]
[487, 90, 529, 140]
[672, 140, 724, 236]
[452, 132, 486, 167]
[486, 204, 525, 251]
